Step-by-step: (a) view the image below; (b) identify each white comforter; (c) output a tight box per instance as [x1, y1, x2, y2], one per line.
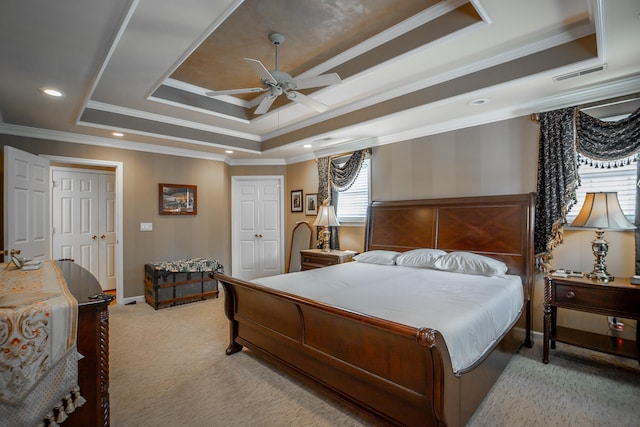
[253, 262, 523, 374]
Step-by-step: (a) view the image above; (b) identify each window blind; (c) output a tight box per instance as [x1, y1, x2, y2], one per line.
[336, 159, 370, 222]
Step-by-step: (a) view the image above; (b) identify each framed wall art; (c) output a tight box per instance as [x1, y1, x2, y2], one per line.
[305, 193, 318, 216]
[291, 189, 303, 212]
[159, 183, 197, 215]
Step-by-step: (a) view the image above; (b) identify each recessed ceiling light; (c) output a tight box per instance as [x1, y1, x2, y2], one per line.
[40, 87, 63, 97]
[468, 98, 489, 106]
[112, 132, 124, 137]
[225, 150, 234, 154]
[303, 144, 312, 148]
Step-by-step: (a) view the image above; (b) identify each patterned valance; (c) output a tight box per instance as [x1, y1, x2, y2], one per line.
[317, 149, 369, 203]
[575, 107, 640, 163]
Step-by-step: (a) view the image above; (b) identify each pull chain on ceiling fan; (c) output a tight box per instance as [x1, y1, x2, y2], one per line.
[205, 32, 341, 115]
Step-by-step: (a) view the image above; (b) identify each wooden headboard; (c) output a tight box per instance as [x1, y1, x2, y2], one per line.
[365, 193, 535, 303]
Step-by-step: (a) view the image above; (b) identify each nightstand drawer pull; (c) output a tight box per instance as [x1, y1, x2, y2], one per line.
[565, 290, 575, 299]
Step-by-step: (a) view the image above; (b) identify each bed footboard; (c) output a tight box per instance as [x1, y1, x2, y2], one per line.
[216, 273, 460, 426]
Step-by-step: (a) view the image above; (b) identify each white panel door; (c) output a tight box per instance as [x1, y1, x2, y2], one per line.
[52, 169, 99, 275]
[232, 176, 283, 280]
[3, 146, 50, 262]
[260, 181, 282, 275]
[99, 173, 117, 290]
[51, 168, 116, 290]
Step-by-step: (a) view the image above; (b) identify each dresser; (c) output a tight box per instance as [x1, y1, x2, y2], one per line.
[300, 248, 357, 270]
[57, 260, 111, 427]
[543, 274, 640, 364]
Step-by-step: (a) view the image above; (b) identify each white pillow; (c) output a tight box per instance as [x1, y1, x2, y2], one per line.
[433, 251, 508, 277]
[353, 250, 400, 265]
[395, 248, 447, 268]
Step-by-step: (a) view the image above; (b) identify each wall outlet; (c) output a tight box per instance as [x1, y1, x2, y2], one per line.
[140, 222, 153, 231]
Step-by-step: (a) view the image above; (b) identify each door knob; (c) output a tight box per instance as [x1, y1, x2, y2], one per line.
[92, 235, 98, 240]
[100, 235, 106, 239]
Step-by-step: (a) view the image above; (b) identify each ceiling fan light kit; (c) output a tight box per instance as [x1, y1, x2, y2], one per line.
[205, 32, 341, 115]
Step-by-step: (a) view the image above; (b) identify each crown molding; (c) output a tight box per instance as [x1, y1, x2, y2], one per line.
[0, 123, 227, 162]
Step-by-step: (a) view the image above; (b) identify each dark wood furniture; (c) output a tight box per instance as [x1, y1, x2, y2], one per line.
[57, 260, 110, 427]
[300, 248, 357, 270]
[215, 193, 535, 427]
[144, 264, 219, 309]
[543, 275, 640, 364]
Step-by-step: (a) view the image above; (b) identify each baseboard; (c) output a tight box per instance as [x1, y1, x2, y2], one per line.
[120, 295, 145, 305]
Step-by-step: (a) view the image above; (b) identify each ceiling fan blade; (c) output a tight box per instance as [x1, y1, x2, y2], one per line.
[254, 94, 278, 115]
[293, 73, 341, 90]
[286, 91, 329, 112]
[244, 58, 277, 85]
[205, 87, 265, 96]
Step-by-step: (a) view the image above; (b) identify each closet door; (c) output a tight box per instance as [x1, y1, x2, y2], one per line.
[52, 168, 115, 290]
[98, 173, 117, 290]
[232, 176, 284, 280]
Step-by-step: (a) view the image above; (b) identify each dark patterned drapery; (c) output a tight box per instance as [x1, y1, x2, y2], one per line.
[575, 107, 640, 162]
[534, 108, 580, 269]
[535, 105, 640, 270]
[316, 149, 368, 249]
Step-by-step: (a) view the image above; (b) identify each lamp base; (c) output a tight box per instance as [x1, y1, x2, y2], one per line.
[587, 270, 614, 283]
[320, 226, 331, 253]
[587, 229, 614, 283]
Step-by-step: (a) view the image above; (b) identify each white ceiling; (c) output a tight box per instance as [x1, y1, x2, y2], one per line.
[1, 0, 639, 165]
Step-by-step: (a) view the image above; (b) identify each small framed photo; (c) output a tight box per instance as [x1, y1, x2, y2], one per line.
[159, 183, 197, 215]
[291, 190, 303, 212]
[305, 193, 318, 216]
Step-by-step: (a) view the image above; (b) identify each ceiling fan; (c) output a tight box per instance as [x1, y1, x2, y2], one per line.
[205, 32, 341, 115]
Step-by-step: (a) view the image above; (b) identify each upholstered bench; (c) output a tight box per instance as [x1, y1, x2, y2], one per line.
[144, 258, 223, 309]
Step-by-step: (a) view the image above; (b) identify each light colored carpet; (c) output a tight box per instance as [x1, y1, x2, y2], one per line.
[109, 293, 640, 426]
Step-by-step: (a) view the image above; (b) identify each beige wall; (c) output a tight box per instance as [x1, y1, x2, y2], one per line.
[372, 117, 538, 200]
[3, 115, 635, 339]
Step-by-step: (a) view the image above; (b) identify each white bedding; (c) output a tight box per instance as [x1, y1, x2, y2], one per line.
[253, 262, 524, 374]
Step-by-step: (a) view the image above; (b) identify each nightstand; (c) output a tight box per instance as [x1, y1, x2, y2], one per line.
[300, 248, 357, 270]
[543, 275, 640, 364]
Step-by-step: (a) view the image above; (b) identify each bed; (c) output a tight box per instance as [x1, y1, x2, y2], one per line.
[215, 193, 535, 426]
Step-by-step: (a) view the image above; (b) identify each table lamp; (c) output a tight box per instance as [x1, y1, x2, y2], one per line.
[569, 192, 635, 282]
[313, 200, 340, 252]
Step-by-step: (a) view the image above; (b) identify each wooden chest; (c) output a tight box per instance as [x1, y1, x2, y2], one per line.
[144, 264, 219, 309]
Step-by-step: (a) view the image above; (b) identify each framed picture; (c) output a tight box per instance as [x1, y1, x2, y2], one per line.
[159, 183, 197, 215]
[291, 189, 303, 212]
[305, 193, 318, 216]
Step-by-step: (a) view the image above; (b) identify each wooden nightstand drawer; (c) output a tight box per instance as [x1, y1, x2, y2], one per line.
[302, 254, 338, 268]
[300, 249, 357, 271]
[554, 282, 640, 318]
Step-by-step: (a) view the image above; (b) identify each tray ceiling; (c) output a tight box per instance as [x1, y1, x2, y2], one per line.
[1, 0, 639, 164]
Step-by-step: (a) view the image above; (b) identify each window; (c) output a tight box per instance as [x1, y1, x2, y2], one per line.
[566, 161, 637, 223]
[336, 158, 370, 223]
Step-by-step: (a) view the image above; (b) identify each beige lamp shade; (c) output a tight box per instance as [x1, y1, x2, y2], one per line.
[569, 192, 634, 282]
[570, 192, 634, 230]
[312, 203, 340, 227]
[313, 201, 339, 252]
